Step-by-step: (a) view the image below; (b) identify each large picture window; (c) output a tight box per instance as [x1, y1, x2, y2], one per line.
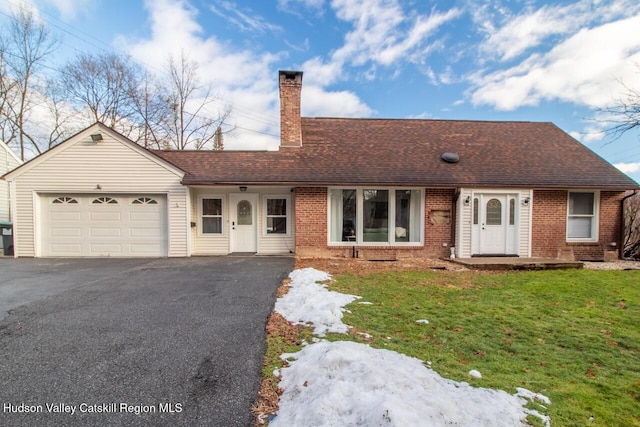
[329, 188, 423, 245]
[567, 191, 598, 241]
[202, 198, 223, 234]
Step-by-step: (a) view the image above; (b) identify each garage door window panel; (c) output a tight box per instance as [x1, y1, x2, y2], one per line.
[52, 196, 78, 204]
[132, 197, 158, 205]
[93, 197, 118, 204]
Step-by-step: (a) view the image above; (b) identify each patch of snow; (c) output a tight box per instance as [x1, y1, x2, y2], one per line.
[358, 301, 374, 305]
[416, 319, 430, 324]
[271, 340, 543, 427]
[275, 268, 360, 337]
[516, 387, 552, 406]
[469, 369, 482, 379]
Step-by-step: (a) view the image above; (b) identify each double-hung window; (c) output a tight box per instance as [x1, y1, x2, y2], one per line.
[567, 191, 598, 241]
[202, 197, 223, 234]
[266, 196, 289, 234]
[329, 188, 423, 245]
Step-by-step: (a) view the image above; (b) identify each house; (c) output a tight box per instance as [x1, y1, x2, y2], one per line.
[3, 71, 638, 260]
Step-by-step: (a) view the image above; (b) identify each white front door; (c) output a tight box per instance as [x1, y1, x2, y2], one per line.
[479, 195, 507, 254]
[229, 193, 257, 253]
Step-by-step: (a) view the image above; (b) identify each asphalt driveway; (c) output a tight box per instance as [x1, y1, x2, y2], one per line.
[0, 257, 293, 427]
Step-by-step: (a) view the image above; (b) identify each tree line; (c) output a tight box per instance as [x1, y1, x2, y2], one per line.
[0, 7, 229, 161]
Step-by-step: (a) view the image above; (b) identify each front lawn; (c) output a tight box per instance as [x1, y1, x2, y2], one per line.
[326, 269, 640, 426]
[258, 266, 639, 426]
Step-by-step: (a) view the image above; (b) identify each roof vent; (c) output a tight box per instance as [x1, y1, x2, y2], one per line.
[441, 152, 460, 163]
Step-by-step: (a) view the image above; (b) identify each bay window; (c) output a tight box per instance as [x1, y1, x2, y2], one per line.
[329, 188, 423, 245]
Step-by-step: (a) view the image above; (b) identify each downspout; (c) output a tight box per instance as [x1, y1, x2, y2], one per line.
[621, 190, 639, 260]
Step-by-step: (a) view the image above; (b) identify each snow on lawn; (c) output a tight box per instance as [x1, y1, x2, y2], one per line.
[271, 268, 551, 427]
[274, 268, 360, 336]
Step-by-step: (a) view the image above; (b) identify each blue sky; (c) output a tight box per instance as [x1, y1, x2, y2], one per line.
[2, 0, 640, 183]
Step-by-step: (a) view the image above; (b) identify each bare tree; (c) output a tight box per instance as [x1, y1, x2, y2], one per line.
[598, 67, 640, 141]
[0, 6, 59, 159]
[623, 191, 640, 259]
[59, 52, 142, 138]
[162, 50, 231, 150]
[128, 70, 170, 149]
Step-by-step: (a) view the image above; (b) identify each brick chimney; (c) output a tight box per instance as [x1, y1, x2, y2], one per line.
[279, 70, 303, 147]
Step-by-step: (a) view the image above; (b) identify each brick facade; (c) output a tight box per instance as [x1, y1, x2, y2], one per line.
[294, 187, 453, 259]
[294, 187, 625, 260]
[531, 190, 623, 260]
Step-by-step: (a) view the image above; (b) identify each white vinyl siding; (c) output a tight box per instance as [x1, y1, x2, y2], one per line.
[1, 142, 22, 222]
[190, 187, 295, 255]
[7, 126, 187, 257]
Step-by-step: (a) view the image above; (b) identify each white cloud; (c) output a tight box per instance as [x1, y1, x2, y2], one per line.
[470, 15, 640, 111]
[476, 0, 640, 62]
[42, 0, 92, 20]
[615, 162, 640, 174]
[298, 0, 459, 90]
[278, 0, 325, 15]
[210, 1, 283, 34]
[302, 85, 373, 117]
[119, 0, 283, 150]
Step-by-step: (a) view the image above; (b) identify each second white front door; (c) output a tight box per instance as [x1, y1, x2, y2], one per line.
[230, 193, 257, 252]
[471, 193, 519, 256]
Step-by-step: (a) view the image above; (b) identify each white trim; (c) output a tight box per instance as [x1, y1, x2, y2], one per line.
[527, 190, 533, 257]
[327, 187, 424, 246]
[33, 191, 40, 257]
[1, 139, 22, 165]
[9, 180, 17, 257]
[263, 194, 292, 237]
[185, 187, 192, 257]
[566, 190, 600, 242]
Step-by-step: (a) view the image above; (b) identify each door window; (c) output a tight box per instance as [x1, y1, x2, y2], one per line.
[237, 200, 252, 225]
[486, 199, 502, 225]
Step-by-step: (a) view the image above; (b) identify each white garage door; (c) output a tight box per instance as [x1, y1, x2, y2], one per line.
[40, 194, 167, 257]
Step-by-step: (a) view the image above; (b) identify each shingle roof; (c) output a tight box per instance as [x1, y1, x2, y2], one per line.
[153, 118, 638, 189]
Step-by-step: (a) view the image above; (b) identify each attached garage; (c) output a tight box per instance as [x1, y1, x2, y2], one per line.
[3, 123, 189, 258]
[40, 194, 167, 257]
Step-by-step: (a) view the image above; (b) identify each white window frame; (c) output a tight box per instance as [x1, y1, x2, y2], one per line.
[199, 195, 225, 236]
[327, 187, 424, 246]
[263, 195, 291, 236]
[566, 190, 599, 242]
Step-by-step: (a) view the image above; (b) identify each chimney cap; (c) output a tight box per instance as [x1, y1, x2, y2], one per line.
[279, 70, 303, 80]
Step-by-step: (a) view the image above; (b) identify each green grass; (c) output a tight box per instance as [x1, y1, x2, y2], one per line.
[322, 269, 640, 427]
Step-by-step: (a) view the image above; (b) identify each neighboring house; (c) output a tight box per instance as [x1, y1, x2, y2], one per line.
[3, 71, 638, 260]
[1, 140, 22, 223]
